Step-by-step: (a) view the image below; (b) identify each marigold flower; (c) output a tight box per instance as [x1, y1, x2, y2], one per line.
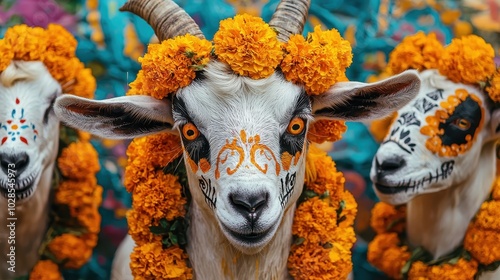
[370, 202, 406, 234]
[367, 232, 410, 279]
[305, 145, 345, 199]
[4, 24, 48, 62]
[46, 24, 77, 58]
[486, 69, 500, 102]
[408, 259, 478, 280]
[339, 191, 358, 228]
[48, 234, 93, 269]
[0, 40, 14, 71]
[293, 197, 338, 244]
[127, 209, 162, 245]
[288, 241, 352, 280]
[130, 242, 192, 280]
[282, 26, 352, 95]
[132, 170, 187, 221]
[307, 120, 347, 144]
[132, 34, 212, 99]
[29, 260, 63, 280]
[387, 32, 444, 74]
[213, 14, 283, 79]
[58, 141, 100, 180]
[438, 35, 495, 84]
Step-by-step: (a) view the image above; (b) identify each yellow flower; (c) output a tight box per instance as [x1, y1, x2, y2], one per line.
[130, 241, 192, 280]
[369, 112, 398, 143]
[45, 24, 77, 58]
[132, 170, 187, 221]
[131, 34, 212, 99]
[0, 40, 13, 71]
[29, 260, 63, 280]
[292, 197, 338, 244]
[213, 14, 283, 79]
[288, 241, 352, 280]
[370, 202, 406, 234]
[48, 234, 93, 269]
[367, 232, 410, 279]
[58, 141, 100, 180]
[71, 67, 96, 99]
[387, 32, 444, 74]
[281, 26, 352, 95]
[3, 24, 48, 62]
[307, 120, 347, 144]
[305, 145, 345, 201]
[486, 69, 500, 102]
[127, 209, 162, 245]
[339, 191, 358, 228]
[438, 35, 495, 84]
[408, 259, 478, 280]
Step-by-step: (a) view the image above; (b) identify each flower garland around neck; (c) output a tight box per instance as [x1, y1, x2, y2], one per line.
[368, 32, 500, 142]
[123, 13, 357, 279]
[124, 134, 357, 279]
[367, 177, 500, 280]
[0, 24, 101, 279]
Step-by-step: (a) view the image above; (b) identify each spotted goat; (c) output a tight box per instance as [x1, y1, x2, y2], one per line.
[54, 0, 421, 279]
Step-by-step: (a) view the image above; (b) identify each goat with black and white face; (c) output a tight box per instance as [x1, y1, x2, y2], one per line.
[54, 0, 421, 278]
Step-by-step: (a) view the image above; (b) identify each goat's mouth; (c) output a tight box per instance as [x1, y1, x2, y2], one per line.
[0, 172, 39, 201]
[221, 222, 277, 250]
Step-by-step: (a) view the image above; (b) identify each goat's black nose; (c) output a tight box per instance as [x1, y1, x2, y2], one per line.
[230, 192, 269, 219]
[375, 156, 405, 175]
[0, 153, 29, 175]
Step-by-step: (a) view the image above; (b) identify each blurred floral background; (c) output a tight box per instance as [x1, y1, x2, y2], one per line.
[1, 0, 498, 279]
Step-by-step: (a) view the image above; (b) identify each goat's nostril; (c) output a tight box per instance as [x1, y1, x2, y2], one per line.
[0, 153, 30, 175]
[230, 192, 268, 215]
[376, 157, 405, 174]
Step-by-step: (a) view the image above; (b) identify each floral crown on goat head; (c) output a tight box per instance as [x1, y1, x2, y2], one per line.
[378, 32, 499, 102]
[126, 13, 352, 99]
[0, 24, 96, 99]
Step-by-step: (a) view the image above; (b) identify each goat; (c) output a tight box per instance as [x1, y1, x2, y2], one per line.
[54, 0, 421, 279]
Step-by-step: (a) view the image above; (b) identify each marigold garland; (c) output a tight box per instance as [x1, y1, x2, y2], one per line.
[128, 14, 352, 98]
[0, 24, 102, 279]
[124, 136, 356, 279]
[367, 178, 500, 279]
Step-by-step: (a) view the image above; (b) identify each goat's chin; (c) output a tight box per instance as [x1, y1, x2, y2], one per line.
[220, 221, 279, 255]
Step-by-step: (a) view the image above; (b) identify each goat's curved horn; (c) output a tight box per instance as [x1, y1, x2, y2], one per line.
[269, 0, 311, 42]
[119, 0, 205, 41]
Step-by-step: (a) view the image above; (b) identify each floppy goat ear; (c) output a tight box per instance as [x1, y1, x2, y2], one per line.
[311, 70, 421, 121]
[54, 95, 174, 139]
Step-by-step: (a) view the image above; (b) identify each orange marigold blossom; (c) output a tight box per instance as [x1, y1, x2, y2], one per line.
[387, 32, 444, 74]
[130, 34, 212, 99]
[127, 209, 163, 245]
[132, 170, 187, 221]
[408, 258, 478, 280]
[130, 241, 192, 280]
[292, 197, 338, 244]
[0, 24, 95, 99]
[47, 234, 93, 269]
[438, 35, 495, 84]
[213, 14, 283, 79]
[486, 69, 500, 102]
[29, 260, 63, 280]
[58, 141, 100, 180]
[370, 201, 406, 234]
[367, 232, 410, 279]
[281, 26, 352, 95]
[307, 120, 347, 144]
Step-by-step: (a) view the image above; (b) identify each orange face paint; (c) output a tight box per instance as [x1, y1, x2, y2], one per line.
[215, 138, 244, 179]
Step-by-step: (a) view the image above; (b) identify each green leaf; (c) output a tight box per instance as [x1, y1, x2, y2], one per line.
[322, 242, 333, 249]
[150, 225, 168, 235]
[293, 237, 305, 246]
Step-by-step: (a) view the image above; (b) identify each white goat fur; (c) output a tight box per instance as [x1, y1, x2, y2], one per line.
[55, 61, 421, 279]
[0, 61, 61, 279]
[371, 69, 500, 279]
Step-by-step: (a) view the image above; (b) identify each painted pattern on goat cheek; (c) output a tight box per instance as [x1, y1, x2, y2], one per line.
[421, 89, 484, 157]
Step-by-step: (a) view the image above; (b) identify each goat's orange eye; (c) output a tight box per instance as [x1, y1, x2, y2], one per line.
[287, 118, 305, 135]
[453, 118, 471, 130]
[182, 123, 199, 140]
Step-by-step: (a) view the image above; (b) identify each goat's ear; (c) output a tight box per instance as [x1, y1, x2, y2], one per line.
[490, 106, 500, 140]
[311, 70, 421, 121]
[54, 95, 174, 139]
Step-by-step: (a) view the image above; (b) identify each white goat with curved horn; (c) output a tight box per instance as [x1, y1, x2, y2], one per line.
[54, 0, 421, 279]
